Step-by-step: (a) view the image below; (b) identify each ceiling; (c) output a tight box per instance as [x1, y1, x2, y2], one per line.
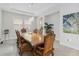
[0, 3, 59, 16]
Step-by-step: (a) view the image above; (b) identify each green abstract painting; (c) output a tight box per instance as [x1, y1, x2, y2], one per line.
[63, 12, 79, 34]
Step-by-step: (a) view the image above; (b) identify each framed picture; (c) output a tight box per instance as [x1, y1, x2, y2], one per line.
[63, 12, 79, 34]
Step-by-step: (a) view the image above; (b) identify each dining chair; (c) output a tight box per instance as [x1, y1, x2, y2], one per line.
[15, 30, 32, 56]
[19, 36, 33, 56]
[32, 31, 55, 56]
[15, 30, 21, 47]
[21, 28, 26, 33]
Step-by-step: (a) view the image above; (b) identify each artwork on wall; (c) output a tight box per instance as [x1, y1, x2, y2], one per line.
[63, 12, 79, 34]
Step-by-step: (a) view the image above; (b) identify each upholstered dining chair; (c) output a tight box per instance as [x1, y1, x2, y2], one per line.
[15, 30, 32, 56]
[19, 36, 32, 56]
[15, 30, 22, 55]
[32, 31, 55, 56]
[15, 30, 21, 47]
[21, 28, 26, 33]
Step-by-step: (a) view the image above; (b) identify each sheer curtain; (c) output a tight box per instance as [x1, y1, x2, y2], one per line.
[13, 16, 45, 34]
[13, 18, 23, 31]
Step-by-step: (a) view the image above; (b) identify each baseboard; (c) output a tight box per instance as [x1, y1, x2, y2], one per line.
[60, 42, 79, 50]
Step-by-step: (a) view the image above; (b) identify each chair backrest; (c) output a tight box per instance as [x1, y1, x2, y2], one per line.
[15, 30, 32, 48]
[31, 32, 41, 44]
[43, 31, 55, 55]
[15, 30, 21, 40]
[15, 30, 28, 43]
[21, 28, 26, 33]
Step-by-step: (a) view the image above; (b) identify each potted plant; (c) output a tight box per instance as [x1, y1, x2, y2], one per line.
[44, 22, 54, 33]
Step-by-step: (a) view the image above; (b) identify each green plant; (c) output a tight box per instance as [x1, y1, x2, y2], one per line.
[44, 22, 54, 33]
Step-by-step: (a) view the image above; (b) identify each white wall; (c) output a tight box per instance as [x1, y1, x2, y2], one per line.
[45, 12, 60, 40]
[60, 4, 79, 50]
[2, 11, 32, 40]
[0, 8, 2, 41]
[1, 11, 45, 40]
[44, 4, 79, 50]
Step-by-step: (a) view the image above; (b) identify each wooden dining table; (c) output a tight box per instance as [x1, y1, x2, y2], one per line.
[21, 32, 44, 47]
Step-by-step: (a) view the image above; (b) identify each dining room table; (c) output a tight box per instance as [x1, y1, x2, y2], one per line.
[21, 32, 44, 47]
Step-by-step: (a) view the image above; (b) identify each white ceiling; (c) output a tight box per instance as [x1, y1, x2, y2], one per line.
[0, 3, 59, 16]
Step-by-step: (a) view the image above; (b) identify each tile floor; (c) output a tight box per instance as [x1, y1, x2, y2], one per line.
[0, 39, 19, 56]
[0, 39, 79, 56]
[54, 41, 79, 56]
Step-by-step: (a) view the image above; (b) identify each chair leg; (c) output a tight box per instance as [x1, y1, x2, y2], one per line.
[52, 51, 54, 56]
[32, 50, 36, 56]
[19, 51, 22, 56]
[32, 47, 37, 56]
[19, 48, 22, 56]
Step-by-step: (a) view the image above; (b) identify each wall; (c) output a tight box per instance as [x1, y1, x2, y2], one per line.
[44, 4, 79, 50]
[60, 3, 79, 50]
[1, 11, 45, 40]
[45, 12, 60, 40]
[0, 8, 2, 42]
[2, 11, 32, 40]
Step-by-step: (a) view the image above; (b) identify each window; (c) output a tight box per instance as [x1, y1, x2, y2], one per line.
[13, 18, 23, 31]
[13, 17, 35, 32]
[13, 16, 45, 34]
